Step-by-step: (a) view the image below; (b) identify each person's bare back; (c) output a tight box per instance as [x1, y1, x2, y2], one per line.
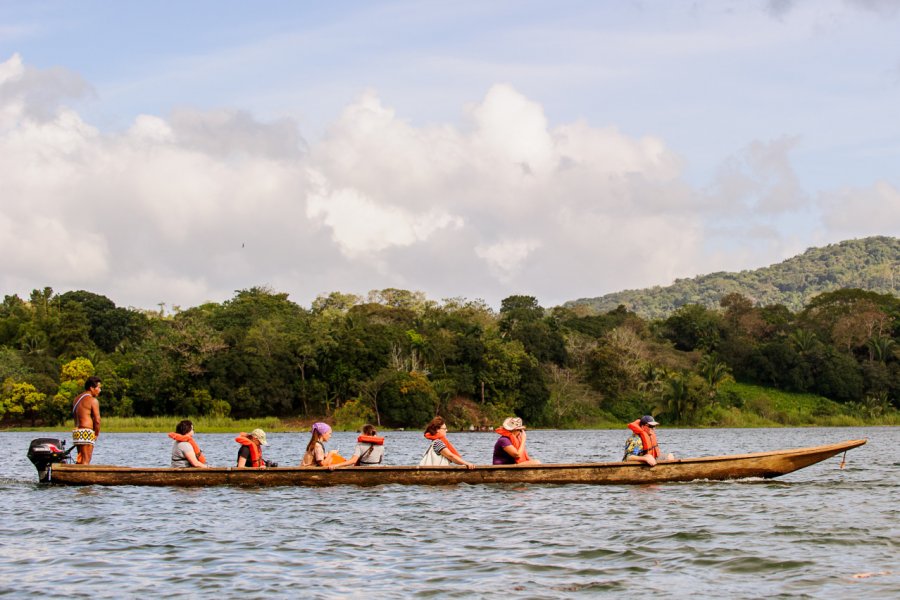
[72, 377, 102, 464]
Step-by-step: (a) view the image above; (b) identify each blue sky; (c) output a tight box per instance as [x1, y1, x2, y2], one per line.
[1, 0, 898, 310]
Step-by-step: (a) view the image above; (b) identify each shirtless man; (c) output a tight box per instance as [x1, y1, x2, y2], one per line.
[72, 376, 102, 465]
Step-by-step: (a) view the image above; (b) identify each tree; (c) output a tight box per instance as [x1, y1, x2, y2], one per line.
[0, 346, 31, 382]
[57, 290, 147, 353]
[480, 334, 527, 407]
[654, 371, 709, 424]
[61, 357, 95, 384]
[866, 335, 896, 363]
[1, 379, 45, 425]
[0, 294, 29, 346]
[697, 354, 733, 389]
[801, 289, 899, 349]
[662, 304, 723, 352]
[378, 371, 437, 428]
[499, 295, 567, 365]
[790, 329, 820, 354]
[357, 368, 398, 426]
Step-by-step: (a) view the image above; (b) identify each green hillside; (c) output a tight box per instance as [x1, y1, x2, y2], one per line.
[567, 236, 899, 319]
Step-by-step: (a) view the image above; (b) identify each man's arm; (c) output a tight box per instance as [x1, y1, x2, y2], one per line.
[91, 398, 101, 437]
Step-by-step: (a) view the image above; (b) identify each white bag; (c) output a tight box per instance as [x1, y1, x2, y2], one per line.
[419, 441, 451, 466]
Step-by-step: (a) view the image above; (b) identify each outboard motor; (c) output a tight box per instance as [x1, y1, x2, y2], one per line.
[27, 438, 73, 483]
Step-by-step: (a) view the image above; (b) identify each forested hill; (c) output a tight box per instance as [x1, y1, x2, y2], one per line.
[567, 236, 899, 319]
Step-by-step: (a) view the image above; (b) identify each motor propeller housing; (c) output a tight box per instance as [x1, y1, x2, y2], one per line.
[27, 438, 73, 481]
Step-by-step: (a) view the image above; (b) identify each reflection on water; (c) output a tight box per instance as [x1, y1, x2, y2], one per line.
[0, 427, 897, 598]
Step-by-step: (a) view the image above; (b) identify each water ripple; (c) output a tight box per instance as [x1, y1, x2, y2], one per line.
[1, 428, 897, 597]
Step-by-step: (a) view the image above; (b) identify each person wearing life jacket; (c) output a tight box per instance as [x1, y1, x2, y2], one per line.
[623, 415, 675, 466]
[493, 417, 541, 466]
[300, 422, 345, 468]
[235, 428, 268, 468]
[420, 416, 475, 469]
[329, 424, 386, 469]
[170, 419, 210, 468]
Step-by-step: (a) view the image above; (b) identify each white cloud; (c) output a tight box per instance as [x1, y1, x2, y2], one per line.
[0, 53, 893, 310]
[820, 181, 900, 235]
[475, 239, 542, 282]
[706, 137, 806, 214]
[0, 53, 91, 123]
[0, 212, 108, 282]
[306, 176, 464, 257]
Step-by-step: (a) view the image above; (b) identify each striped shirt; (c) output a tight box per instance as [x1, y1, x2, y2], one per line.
[431, 439, 447, 456]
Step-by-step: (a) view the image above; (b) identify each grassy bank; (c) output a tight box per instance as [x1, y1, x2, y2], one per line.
[4, 383, 898, 432]
[7, 416, 292, 434]
[711, 382, 900, 427]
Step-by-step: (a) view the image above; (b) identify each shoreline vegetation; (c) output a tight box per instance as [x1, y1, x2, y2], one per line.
[2, 259, 898, 434]
[6, 381, 898, 434]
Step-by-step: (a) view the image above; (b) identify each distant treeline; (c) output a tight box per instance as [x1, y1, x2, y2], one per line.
[568, 236, 899, 319]
[1, 285, 898, 429]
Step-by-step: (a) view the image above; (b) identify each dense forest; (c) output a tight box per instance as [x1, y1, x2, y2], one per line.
[568, 236, 899, 319]
[1, 280, 898, 430]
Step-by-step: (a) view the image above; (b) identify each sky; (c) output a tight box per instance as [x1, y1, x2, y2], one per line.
[1, 0, 899, 312]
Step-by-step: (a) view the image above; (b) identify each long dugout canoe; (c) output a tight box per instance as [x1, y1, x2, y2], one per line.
[37, 439, 866, 487]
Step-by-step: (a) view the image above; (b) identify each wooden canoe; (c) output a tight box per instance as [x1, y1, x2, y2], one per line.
[35, 439, 866, 487]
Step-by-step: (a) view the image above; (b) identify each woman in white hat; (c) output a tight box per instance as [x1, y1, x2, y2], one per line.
[492, 417, 541, 466]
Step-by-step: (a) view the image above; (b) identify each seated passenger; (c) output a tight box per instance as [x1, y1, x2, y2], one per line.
[169, 419, 210, 468]
[420, 416, 475, 469]
[493, 417, 541, 466]
[329, 424, 385, 468]
[623, 415, 675, 466]
[235, 428, 269, 468]
[300, 422, 345, 467]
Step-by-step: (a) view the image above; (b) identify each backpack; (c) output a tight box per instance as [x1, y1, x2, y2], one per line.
[419, 441, 451, 466]
[623, 434, 643, 461]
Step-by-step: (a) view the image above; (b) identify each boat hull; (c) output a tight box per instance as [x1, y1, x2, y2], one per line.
[37, 439, 866, 487]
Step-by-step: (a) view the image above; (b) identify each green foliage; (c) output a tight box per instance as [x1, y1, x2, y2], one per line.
[333, 397, 375, 431]
[57, 290, 147, 353]
[662, 304, 723, 352]
[176, 389, 230, 417]
[568, 236, 899, 318]
[44, 382, 80, 426]
[378, 371, 437, 428]
[0, 346, 31, 382]
[499, 295, 567, 365]
[0, 243, 897, 430]
[654, 371, 711, 424]
[717, 381, 898, 426]
[61, 357, 94, 383]
[41, 415, 285, 433]
[1, 379, 45, 424]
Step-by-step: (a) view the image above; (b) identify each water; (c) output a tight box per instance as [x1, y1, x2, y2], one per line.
[1, 427, 897, 598]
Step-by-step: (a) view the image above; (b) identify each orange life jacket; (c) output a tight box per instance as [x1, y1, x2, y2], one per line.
[627, 420, 659, 458]
[357, 435, 384, 445]
[168, 432, 207, 464]
[235, 433, 263, 467]
[424, 432, 462, 458]
[495, 428, 531, 463]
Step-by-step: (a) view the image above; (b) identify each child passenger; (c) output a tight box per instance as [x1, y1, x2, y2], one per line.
[329, 424, 385, 468]
[300, 422, 344, 467]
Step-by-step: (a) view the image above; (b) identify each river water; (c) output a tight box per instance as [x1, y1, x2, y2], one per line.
[1, 427, 897, 598]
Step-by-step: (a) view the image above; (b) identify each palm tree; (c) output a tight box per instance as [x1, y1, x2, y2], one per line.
[866, 335, 896, 362]
[790, 329, 818, 354]
[655, 373, 693, 423]
[697, 354, 732, 389]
